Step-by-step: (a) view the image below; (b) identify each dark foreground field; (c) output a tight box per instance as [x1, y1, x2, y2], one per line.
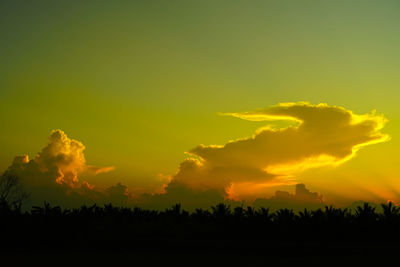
[2, 241, 400, 266]
[2, 202, 400, 266]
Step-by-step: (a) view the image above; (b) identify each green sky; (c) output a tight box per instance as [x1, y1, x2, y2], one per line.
[1, 0, 400, 204]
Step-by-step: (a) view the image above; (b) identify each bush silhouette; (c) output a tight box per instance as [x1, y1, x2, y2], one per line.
[1, 200, 400, 247]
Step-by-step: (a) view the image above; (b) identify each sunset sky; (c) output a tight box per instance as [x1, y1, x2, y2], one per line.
[1, 1, 400, 208]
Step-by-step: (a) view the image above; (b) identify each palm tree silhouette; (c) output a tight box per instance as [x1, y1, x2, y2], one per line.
[354, 202, 377, 223]
[274, 208, 296, 224]
[211, 203, 231, 219]
[381, 201, 398, 219]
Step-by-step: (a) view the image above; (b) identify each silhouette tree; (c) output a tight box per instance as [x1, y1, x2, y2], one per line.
[1, 195, 400, 247]
[0, 173, 29, 210]
[274, 208, 296, 224]
[211, 203, 231, 219]
[233, 206, 245, 219]
[298, 208, 312, 222]
[381, 201, 399, 220]
[257, 207, 273, 222]
[354, 202, 377, 223]
[245, 206, 256, 218]
[166, 203, 183, 216]
[32, 201, 66, 216]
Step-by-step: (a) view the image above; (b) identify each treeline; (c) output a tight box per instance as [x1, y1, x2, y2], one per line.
[1, 201, 400, 247]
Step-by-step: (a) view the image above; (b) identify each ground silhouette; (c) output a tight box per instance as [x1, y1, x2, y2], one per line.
[1, 173, 400, 265]
[1, 201, 400, 245]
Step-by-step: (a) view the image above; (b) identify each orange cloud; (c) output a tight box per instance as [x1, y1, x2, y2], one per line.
[26, 129, 115, 187]
[2, 103, 390, 208]
[87, 166, 116, 175]
[3, 130, 133, 207]
[169, 102, 389, 198]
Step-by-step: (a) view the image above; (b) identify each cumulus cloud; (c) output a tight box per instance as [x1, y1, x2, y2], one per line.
[3, 130, 129, 207]
[168, 102, 389, 199]
[1, 102, 390, 209]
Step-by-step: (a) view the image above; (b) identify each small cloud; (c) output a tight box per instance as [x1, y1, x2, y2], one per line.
[253, 183, 324, 211]
[87, 166, 116, 175]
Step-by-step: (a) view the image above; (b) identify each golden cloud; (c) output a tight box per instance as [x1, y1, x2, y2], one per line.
[31, 130, 115, 187]
[2, 103, 389, 207]
[4, 130, 132, 207]
[170, 102, 389, 198]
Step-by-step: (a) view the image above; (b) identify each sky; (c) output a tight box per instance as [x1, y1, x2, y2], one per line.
[1, 0, 400, 209]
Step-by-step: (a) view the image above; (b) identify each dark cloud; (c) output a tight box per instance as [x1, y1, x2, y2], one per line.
[134, 181, 226, 210]
[253, 184, 324, 211]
